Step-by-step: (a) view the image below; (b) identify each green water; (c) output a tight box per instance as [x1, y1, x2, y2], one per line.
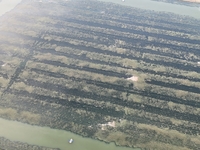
[0, 118, 140, 150]
[98, 0, 200, 19]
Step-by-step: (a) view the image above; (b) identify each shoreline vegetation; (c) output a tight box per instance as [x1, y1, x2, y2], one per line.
[151, 0, 200, 7]
[183, 0, 200, 3]
[0, 137, 60, 150]
[0, 0, 200, 149]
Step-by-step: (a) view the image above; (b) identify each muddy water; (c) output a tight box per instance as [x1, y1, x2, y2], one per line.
[0, 118, 140, 150]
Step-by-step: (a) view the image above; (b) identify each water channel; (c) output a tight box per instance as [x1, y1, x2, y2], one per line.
[0, 118, 141, 150]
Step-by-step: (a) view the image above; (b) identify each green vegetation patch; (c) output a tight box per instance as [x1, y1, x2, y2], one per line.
[0, 0, 199, 149]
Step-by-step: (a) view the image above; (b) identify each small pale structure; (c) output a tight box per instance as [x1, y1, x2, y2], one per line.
[127, 76, 138, 82]
[99, 121, 116, 130]
[1, 63, 6, 67]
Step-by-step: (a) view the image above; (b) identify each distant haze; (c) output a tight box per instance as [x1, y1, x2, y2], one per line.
[0, 0, 22, 17]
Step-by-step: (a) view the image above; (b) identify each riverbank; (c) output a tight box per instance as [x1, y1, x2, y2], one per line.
[151, 0, 200, 7]
[0, 137, 60, 150]
[183, 0, 200, 3]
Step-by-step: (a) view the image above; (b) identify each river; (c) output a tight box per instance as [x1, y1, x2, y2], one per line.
[0, 118, 140, 150]
[98, 0, 200, 19]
